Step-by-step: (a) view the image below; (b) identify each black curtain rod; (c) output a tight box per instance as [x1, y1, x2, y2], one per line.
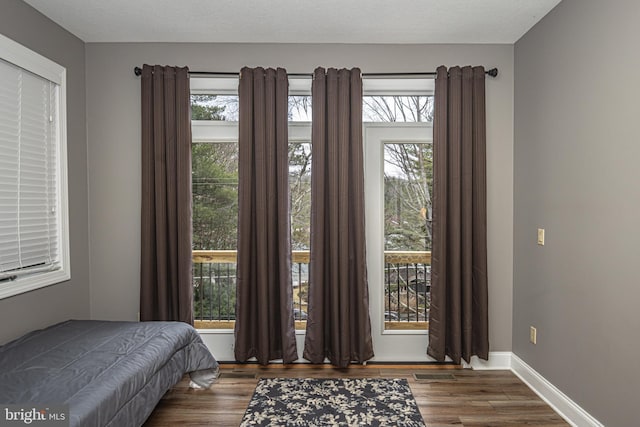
[133, 66, 498, 78]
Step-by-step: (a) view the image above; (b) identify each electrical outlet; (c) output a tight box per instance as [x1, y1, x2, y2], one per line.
[537, 228, 545, 245]
[530, 326, 537, 344]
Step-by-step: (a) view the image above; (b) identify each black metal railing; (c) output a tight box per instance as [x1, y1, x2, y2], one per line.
[192, 250, 430, 328]
[383, 251, 431, 324]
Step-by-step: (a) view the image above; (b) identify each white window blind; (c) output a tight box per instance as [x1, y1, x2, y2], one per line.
[0, 58, 60, 280]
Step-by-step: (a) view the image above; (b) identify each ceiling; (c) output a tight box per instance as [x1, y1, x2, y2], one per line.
[23, 0, 562, 44]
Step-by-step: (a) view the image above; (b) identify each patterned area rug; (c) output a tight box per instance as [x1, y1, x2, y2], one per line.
[240, 377, 426, 426]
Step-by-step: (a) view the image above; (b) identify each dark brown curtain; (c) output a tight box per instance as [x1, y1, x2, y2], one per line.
[140, 65, 193, 324]
[234, 67, 298, 365]
[303, 67, 374, 368]
[427, 66, 489, 364]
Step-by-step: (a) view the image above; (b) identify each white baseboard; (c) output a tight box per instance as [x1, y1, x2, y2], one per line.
[464, 352, 604, 427]
[466, 351, 512, 370]
[510, 354, 604, 427]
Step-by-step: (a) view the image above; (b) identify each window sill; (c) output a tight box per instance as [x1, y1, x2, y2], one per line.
[0, 269, 70, 300]
[194, 319, 309, 331]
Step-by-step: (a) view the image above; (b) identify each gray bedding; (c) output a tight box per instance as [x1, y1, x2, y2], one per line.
[0, 320, 218, 427]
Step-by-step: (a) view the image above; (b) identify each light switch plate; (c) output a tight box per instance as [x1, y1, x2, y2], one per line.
[537, 228, 545, 245]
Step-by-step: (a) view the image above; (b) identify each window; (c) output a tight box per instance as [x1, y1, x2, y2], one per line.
[190, 89, 238, 325]
[361, 78, 434, 338]
[190, 77, 433, 335]
[0, 34, 69, 299]
[190, 77, 313, 329]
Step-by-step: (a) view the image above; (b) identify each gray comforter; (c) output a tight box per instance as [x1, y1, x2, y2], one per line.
[0, 320, 218, 427]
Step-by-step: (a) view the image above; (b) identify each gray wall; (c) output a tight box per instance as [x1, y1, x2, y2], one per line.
[85, 43, 515, 352]
[514, 0, 640, 425]
[0, 0, 90, 344]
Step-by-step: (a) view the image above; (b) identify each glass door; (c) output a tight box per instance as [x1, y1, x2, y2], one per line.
[364, 123, 435, 361]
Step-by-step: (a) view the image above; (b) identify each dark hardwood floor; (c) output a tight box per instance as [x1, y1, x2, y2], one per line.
[144, 364, 569, 426]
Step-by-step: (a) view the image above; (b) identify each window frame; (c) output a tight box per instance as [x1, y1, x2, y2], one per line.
[0, 33, 70, 299]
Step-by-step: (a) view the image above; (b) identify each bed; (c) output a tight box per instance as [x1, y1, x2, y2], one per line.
[0, 320, 219, 427]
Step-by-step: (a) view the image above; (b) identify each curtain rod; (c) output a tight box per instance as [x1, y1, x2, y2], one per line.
[133, 66, 499, 78]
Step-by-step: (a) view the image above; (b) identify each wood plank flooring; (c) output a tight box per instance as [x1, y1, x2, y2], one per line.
[144, 364, 569, 426]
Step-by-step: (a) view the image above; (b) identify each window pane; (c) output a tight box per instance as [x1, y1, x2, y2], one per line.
[288, 96, 312, 121]
[289, 141, 311, 322]
[191, 94, 238, 121]
[192, 142, 238, 324]
[363, 96, 434, 122]
[192, 142, 238, 250]
[191, 94, 313, 122]
[384, 143, 432, 251]
[289, 142, 312, 250]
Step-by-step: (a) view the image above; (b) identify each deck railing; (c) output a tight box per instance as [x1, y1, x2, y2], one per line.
[193, 250, 430, 330]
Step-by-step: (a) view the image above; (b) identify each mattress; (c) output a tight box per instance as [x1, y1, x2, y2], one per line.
[0, 320, 218, 427]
